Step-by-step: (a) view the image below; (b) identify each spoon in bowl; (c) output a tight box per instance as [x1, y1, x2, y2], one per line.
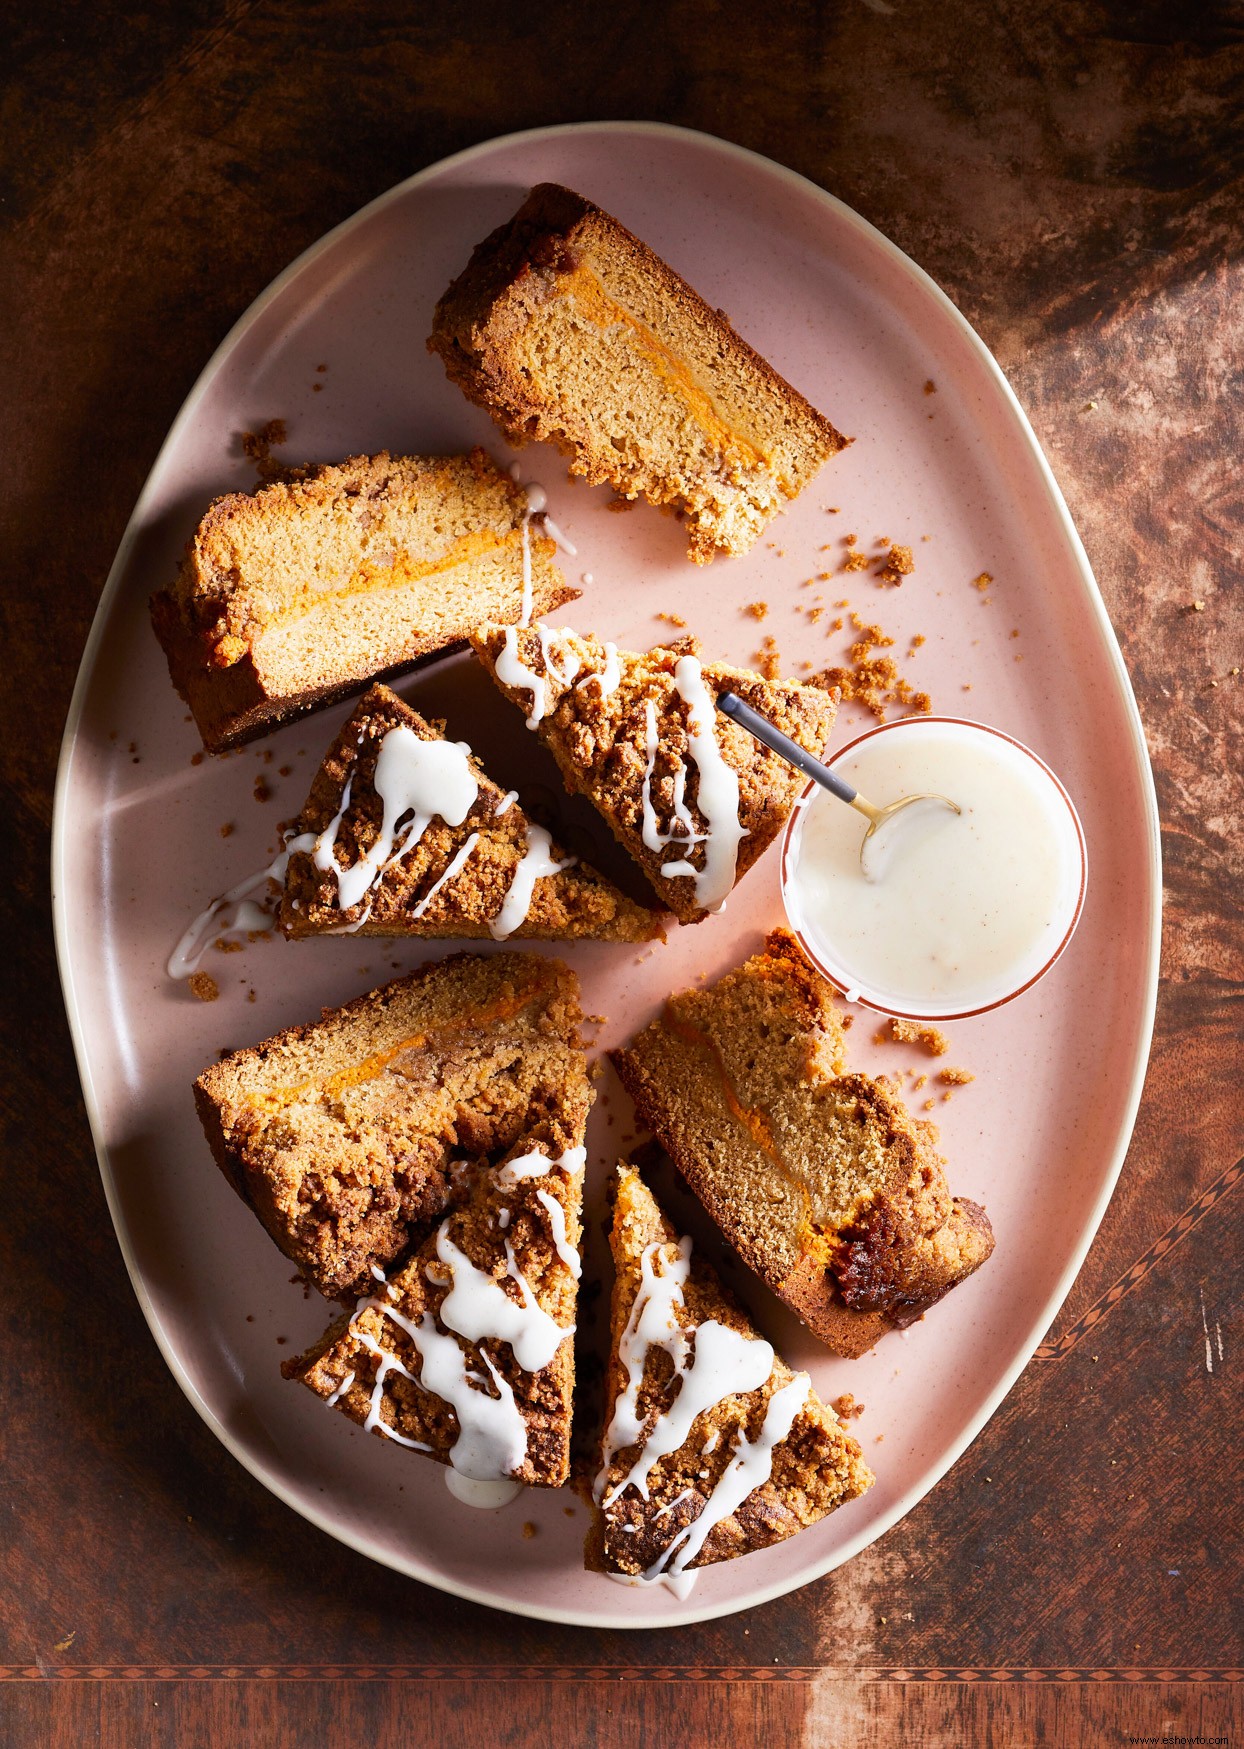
[716, 691, 961, 881]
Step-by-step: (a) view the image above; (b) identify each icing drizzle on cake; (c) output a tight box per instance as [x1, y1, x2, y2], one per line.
[332, 1146, 582, 1483]
[640, 655, 746, 911]
[596, 1231, 811, 1597]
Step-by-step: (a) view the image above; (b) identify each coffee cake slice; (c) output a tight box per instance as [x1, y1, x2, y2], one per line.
[611, 931, 995, 1358]
[194, 952, 590, 1301]
[151, 449, 575, 752]
[429, 183, 847, 562]
[285, 1126, 586, 1488]
[470, 624, 836, 924]
[279, 684, 662, 942]
[589, 1165, 872, 1589]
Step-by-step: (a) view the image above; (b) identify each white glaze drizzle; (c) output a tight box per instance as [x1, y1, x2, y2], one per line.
[541, 513, 577, 556]
[494, 1145, 586, 1189]
[576, 640, 620, 700]
[435, 1226, 573, 1373]
[315, 727, 479, 914]
[538, 624, 581, 689]
[489, 824, 577, 939]
[344, 1271, 529, 1479]
[325, 1140, 580, 1480]
[494, 789, 519, 817]
[595, 1238, 692, 1503]
[639, 656, 746, 910]
[352, 1325, 433, 1451]
[639, 1375, 811, 1588]
[494, 624, 583, 730]
[324, 1370, 355, 1408]
[409, 832, 480, 920]
[496, 626, 549, 728]
[404, 1316, 529, 1479]
[653, 1487, 695, 1522]
[167, 830, 317, 977]
[606, 1319, 775, 1506]
[595, 1227, 811, 1598]
[535, 1187, 582, 1280]
[444, 1472, 523, 1509]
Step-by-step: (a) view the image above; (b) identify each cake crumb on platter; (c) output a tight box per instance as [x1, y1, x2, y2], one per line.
[888, 1017, 950, 1055]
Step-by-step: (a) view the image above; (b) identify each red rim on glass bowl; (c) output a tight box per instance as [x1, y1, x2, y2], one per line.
[778, 716, 1089, 1022]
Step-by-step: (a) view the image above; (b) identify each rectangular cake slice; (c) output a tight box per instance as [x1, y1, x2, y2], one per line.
[471, 624, 837, 924]
[611, 930, 995, 1358]
[589, 1164, 873, 1589]
[429, 184, 848, 562]
[194, 951, 589, 1301]
[285, 1126, 586, 1489]
[151, 448, 575, 752]
[279, 683, 663, 942]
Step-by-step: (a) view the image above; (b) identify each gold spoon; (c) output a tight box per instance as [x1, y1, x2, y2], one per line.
[716, 691, 961, 880]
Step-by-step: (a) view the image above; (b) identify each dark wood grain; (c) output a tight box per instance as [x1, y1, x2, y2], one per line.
[2, 3, 1241, 1743]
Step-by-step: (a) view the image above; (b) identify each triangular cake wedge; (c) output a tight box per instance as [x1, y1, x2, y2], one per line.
[284, 1127, 585, 1489]
[150, 448, 576, 753]
[610, 930, 995, 1358]
[470, 624, 836, 924]
[194, 951, 590, 1301]
[589, 1165, 873, 1590]
[279, 684, 663, 941]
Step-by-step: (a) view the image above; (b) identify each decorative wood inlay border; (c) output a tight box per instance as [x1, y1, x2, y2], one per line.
[1036, 1155, 1243, 1360]
[3, 1666, 1241, 1684]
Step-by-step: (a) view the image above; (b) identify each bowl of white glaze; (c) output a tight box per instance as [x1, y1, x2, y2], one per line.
[780, 717, 1088, 1021]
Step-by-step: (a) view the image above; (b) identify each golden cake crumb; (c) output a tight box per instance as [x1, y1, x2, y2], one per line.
[923, 379, 937, 395]
[816, 614, 931, 720]
[522, 1522, 538, 1540]
[877, 543, 915, 587]
[745, 601, 769, 620]
[889, 1018, 950, 1055]
[911, 633, 926, 648]
[939, 1066, 975, 1085]
[754, 635, 782, 679]
[188, 972, 219, 1002]
[219, 822, 234, 838]
[972, 571, 994, 592]
[241, 419, 289, 478]
[843, 551, 870, 572]
[913, 1073, 927, 1090]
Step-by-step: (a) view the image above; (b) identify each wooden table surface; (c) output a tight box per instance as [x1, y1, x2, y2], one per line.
[4, 4, 1240, 1743]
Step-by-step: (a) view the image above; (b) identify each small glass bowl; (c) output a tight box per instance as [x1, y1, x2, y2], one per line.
[778, 716, 1088, 1022]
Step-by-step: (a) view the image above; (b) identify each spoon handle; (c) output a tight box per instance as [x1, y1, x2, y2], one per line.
[716, 691, 859, 805]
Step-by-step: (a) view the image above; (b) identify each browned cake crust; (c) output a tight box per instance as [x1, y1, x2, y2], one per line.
[151, 449, 576, 752]
[279, 683, 663, 942]
[284, 1123, 585, 1488]
[610, 930, 995, 1358]
[194, 951, 589, 1301]
[429, 183, 848, 563]
[471, 624, 837, 925]
[587, 1166, 873, 1578]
